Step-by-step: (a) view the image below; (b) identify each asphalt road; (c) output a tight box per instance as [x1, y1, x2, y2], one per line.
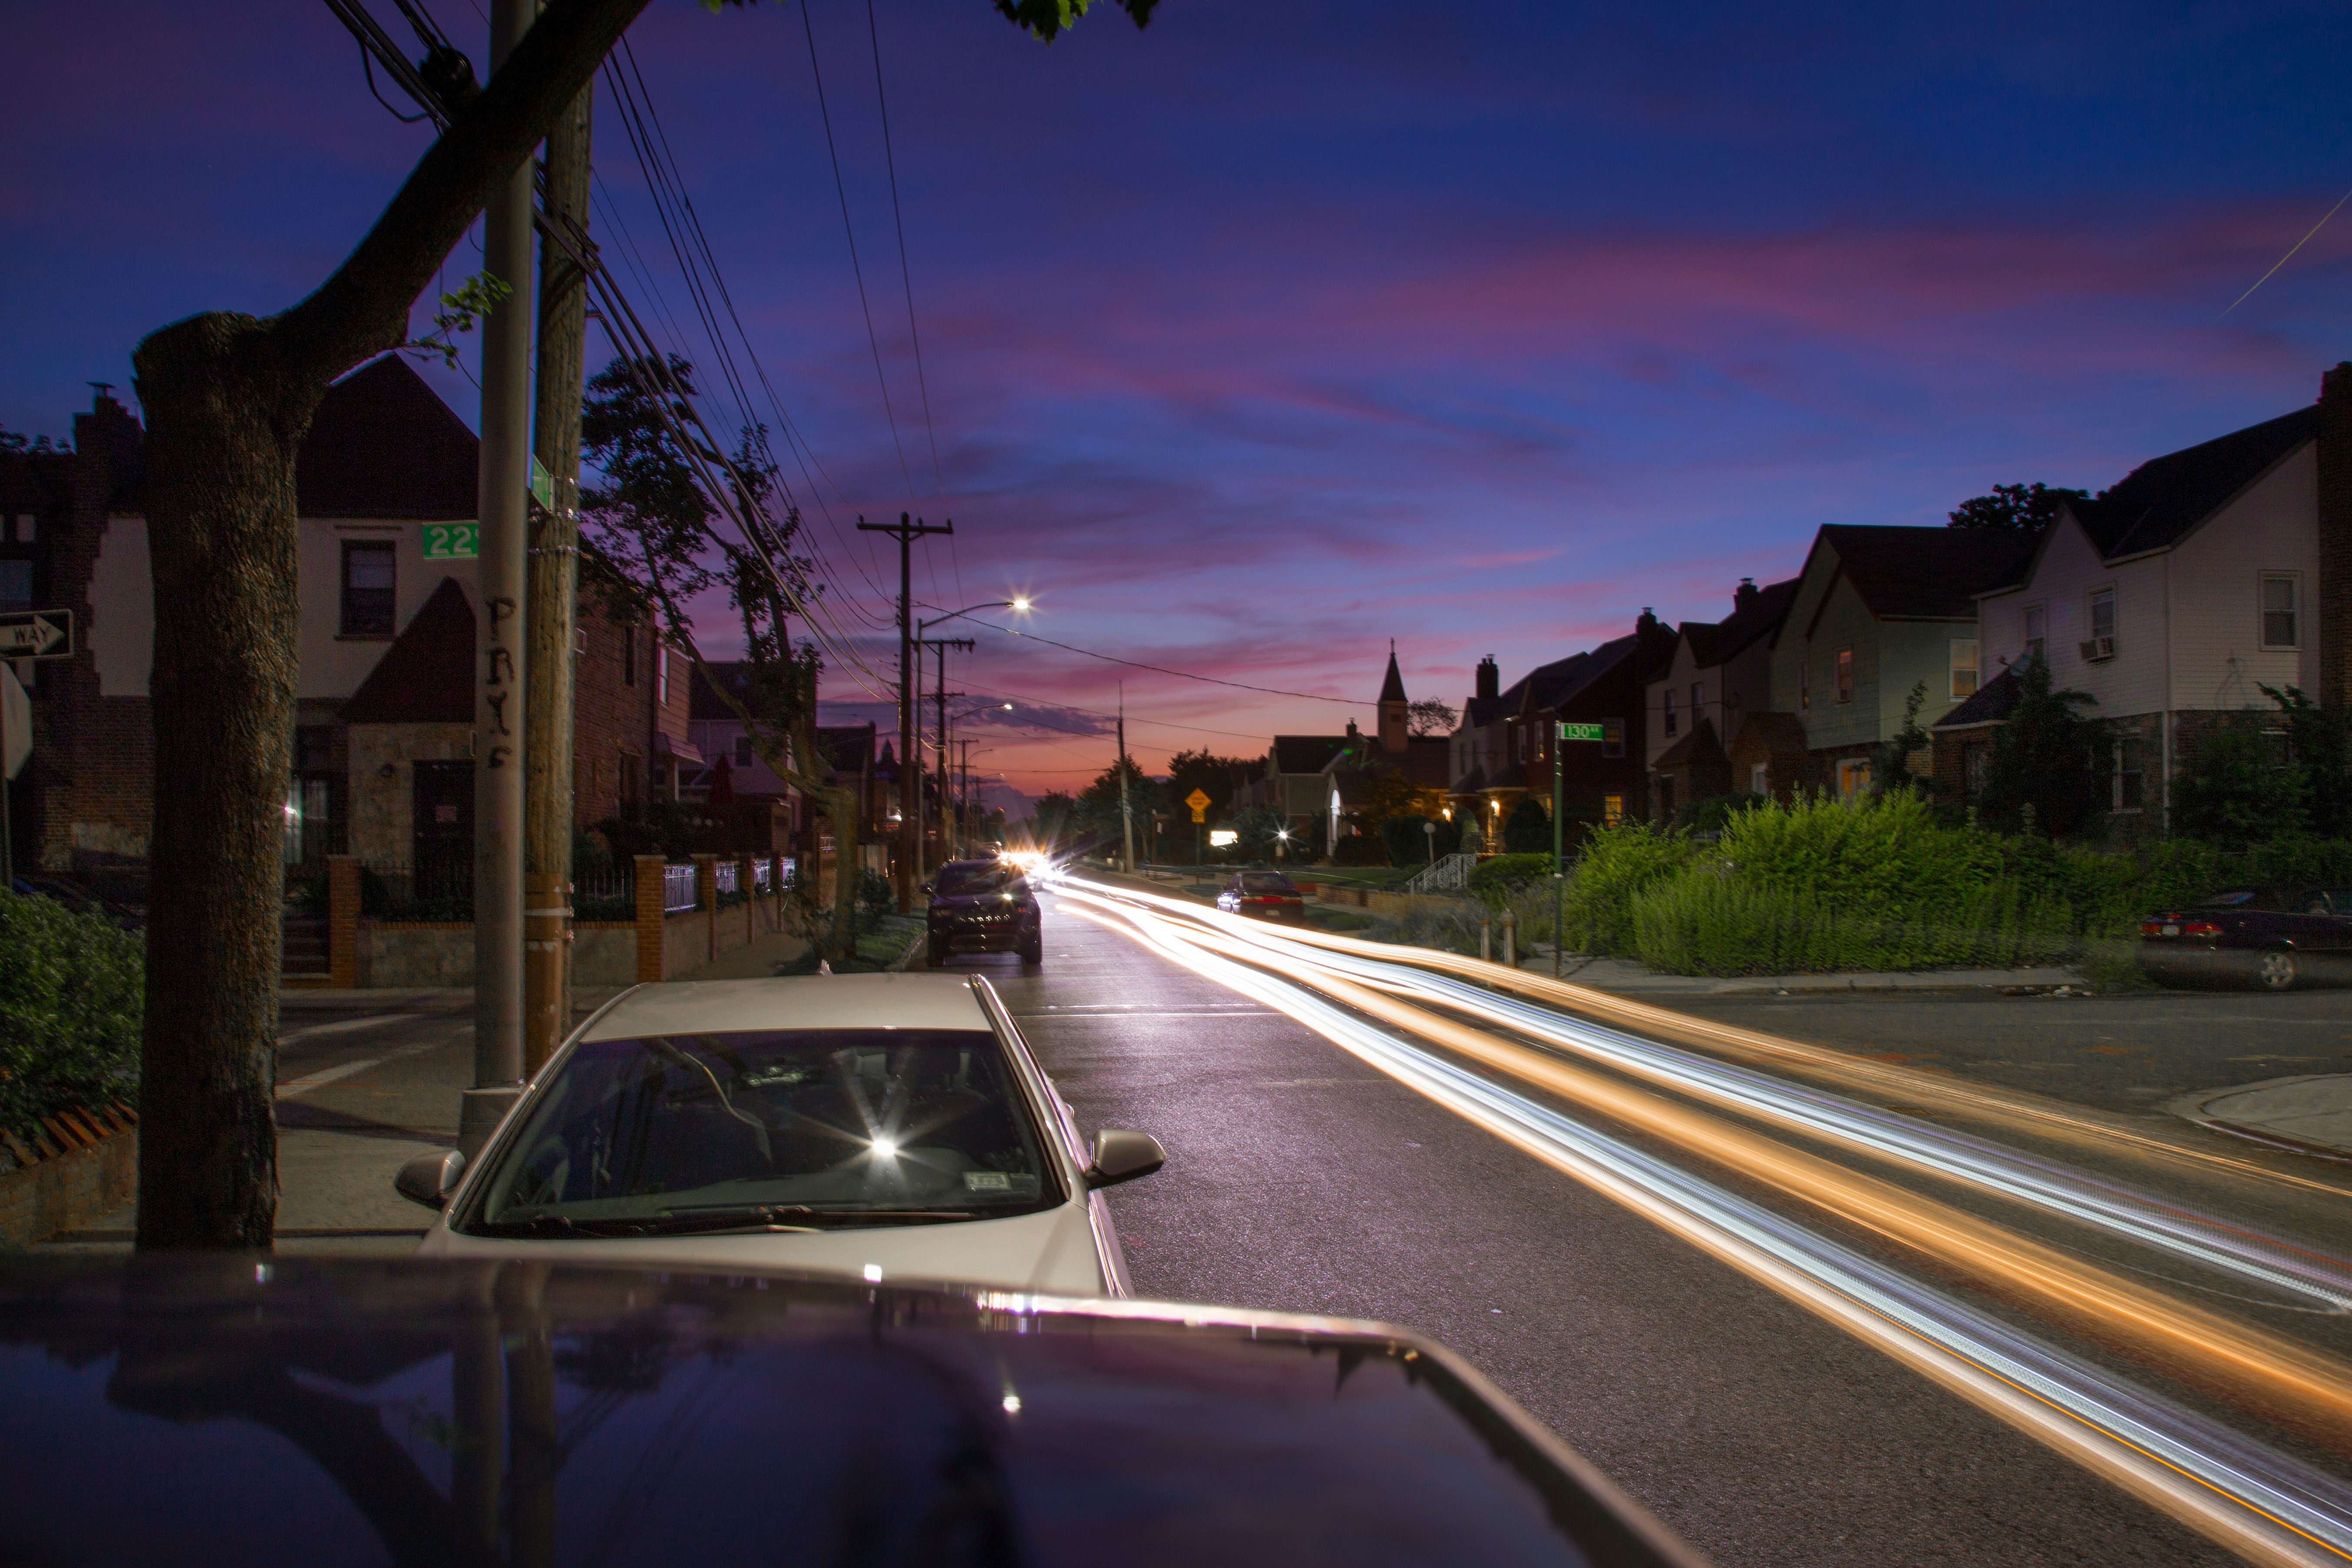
[947, 888, 2242, 1568]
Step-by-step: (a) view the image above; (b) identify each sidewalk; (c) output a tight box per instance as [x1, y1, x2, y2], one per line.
[2169, 1076, 2352, 1159]
[1534, 954, 2086, 997]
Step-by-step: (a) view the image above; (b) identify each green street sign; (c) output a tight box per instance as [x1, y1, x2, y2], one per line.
[530, 456, 555, 511]
[423, 522, 479, 560]
[1556, 721, 1605, 742]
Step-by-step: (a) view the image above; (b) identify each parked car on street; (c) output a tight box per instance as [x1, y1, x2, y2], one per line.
[0, 1255, 1704, 1568]
[404, 974, 1158, 1294]
[927, 856, 1044, 967]
[1216, 868, 1306, 923]
[2137, 887, 2352, 991]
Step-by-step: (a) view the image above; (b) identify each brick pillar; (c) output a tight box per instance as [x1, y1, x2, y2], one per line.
[634, 855, 665, 983]
[2319, 363, 2352, 714]
[327, 855, 360, 990]
[694, 853, 718, 962]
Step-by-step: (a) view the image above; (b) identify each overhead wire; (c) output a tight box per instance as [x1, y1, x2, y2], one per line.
[950, 611, 1360, 704]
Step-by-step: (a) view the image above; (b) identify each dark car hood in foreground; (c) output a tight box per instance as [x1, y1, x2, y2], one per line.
[0, 1258, 1700, 1568]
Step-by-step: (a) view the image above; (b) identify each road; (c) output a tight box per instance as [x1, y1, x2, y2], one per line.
[953, 877, 2352, 1568]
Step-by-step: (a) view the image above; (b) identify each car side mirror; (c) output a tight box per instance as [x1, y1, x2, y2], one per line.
[921, 881, 934, 895]
[394, 1149, 466, 1210]
[1084, 1129, 1166, 1190]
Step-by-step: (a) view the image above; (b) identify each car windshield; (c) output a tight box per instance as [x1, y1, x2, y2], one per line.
[1238, 872, 1296, 894]
[936, 863, 1023, 898]
[459, 1027, 1057, 1236]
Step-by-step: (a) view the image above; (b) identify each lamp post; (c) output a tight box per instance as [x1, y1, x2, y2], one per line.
[1423, 817, 1436, 868]
[915, 599, 1030, 872]
[941, 701, 1012, 859]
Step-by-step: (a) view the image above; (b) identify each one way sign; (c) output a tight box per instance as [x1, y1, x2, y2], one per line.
[0, 609, 73, 660]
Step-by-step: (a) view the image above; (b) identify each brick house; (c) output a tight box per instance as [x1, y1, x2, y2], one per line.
[25, 356, 690, 898]
[1643, 575, 1798, 819]
[1253, 648, 1449, 852]
[1935, 373, 2344, 832]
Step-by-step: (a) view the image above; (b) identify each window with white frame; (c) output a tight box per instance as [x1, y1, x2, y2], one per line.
[2024, 603, 2046, 663]
[1950, 639, 1979, 700]
[2086, 588, 2116, 657]
[1662, 687, 1677, 737]
[2114, 737, 2145, 814]
[2261, 574, 2299, 649]
[1691, 681, 1704, 722]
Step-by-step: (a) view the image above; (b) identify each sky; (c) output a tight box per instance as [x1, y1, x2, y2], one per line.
[8, 0, 2352, 809]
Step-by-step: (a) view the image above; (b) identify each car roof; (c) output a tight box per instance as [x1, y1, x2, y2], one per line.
[581, 974, 990, 1042]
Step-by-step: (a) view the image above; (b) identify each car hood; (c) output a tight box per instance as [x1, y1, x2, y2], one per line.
[420, 1195, 1108, 1294]
[932, 894, 1030, 911]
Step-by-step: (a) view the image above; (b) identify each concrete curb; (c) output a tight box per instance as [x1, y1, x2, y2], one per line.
[2166, 1074, 2352, 1162]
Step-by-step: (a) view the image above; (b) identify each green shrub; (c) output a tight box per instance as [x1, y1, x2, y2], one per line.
[1379, 814, 1460, 868]
[1468, 852, 1554, 906]
[1558, 821, 1694, 955]
[0, 893, 142, 1142]
[1501, 798, 1553, 854]
[1629, 863, 2075, 976]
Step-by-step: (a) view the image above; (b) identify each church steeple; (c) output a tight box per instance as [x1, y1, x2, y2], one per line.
[1378, 640, 1408, 752]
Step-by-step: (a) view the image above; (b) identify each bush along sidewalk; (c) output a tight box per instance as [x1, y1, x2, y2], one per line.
[0, 891, 142, 1146]
[1557, 792, 2352, 979]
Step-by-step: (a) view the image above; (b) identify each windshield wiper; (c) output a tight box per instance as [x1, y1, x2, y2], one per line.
[658, 1203, 987, 1229]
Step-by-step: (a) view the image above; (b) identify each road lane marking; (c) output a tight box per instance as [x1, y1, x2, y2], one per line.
[276, 1040, 447, 1098]
[281, 1014, 411, 1045]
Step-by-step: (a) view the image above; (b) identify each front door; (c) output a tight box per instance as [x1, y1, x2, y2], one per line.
[412, 759, 474, 906]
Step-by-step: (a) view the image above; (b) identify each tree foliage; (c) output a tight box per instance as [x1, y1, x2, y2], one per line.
[1975, 655, 2108, 838]
[1502, 797, 1553, 854]
[1946, 482, 2088, 536]
[991, 0, 1158, 40]
[1406, 698, 1457, 737]
[0, 894, 143, 1142]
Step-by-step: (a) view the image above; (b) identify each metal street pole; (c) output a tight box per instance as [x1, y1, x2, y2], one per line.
[465, 0, 535, 1159]
[858, 512, 951, 910]
[1117, 685, 1134, 873]
[523, 68, 592, 1078]
[1552, 720, 1565, 978]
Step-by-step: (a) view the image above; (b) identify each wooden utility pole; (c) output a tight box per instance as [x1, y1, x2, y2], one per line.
[858, 512, 951, 910]
[523, 72, 592, 1076]
[915, 634, 971, 868]
[1117, 686, 1134, 873]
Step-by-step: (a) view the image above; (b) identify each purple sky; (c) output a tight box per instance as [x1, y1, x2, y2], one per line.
[8, 0, 2352, 805]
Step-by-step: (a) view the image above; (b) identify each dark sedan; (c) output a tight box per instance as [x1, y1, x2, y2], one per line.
[1216, 869, 1306, 923]
[2137, 886, 2352, 991]
[928, 856, 1044, 967]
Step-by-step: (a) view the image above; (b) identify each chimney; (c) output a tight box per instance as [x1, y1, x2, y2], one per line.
[1475, 656, 1499, 703]
[1734, 577, 1759, 614]
[2322, 363, 2352, 714]
[73, 384, 145, 502]
[1637, 607, 1660, 638]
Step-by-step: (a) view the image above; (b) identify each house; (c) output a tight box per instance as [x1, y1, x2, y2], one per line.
[1643, 575, 1799, 819]
[26, 357, 690, 897]
[1769, 525, 2035, 800]
[1254, 647, 1450, 850]
[1449, 612, 1677, 845]
[1935, 371, 2346, 831]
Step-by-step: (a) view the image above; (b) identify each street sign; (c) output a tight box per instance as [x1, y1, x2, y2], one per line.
[1556, 721, 1605, 742]
[1185, 787, 1210, 824]
[423, 522, 479, 559]
[530, 456, 555, 511]
[0, 608, 72, 661]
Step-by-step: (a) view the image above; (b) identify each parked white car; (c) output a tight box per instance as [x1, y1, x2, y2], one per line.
[402, 974, 1163, 1295]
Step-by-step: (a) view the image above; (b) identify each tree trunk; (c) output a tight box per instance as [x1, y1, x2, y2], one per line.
[829, 788, 862, 962]
[131, 314, 319, 1248]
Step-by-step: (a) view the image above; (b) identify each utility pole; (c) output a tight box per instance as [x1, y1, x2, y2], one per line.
[858, 512, 951, 910]
[1117, 685, 1135, 873]
[523, 68, 592, 1078]
[958, 739, 972, 853]
[915, 637, 971, 867]
[465, 0, 535, 1159]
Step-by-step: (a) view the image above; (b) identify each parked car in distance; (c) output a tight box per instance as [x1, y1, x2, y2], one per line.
[927, 856, 1044, 967]
[405, 974, 1158, 1295]
[0, 1256, 1705, 1568]
[2137, 887, 2352, 991]
[1217, 868, 1305, 923]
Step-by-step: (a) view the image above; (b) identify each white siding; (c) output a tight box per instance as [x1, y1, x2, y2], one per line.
[2168, 446, 2321, 708]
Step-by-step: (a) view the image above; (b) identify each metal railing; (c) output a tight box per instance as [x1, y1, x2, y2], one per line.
[662, 862, 697, 912]
[1401, 852, 1477, 895]
[576, 862, 631, 907]
[714, 860, 739, 896]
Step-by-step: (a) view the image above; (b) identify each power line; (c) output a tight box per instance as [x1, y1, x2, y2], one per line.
[954, 676, 1273, 743]
[950, 612, 1360, 704]
[865, 0, 943, 495]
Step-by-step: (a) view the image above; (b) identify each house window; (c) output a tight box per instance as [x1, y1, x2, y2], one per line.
[2085, 588, 2116, 658]
[734, 735, 754, 768]
[1836, 757, 1870, 802]
[1662, 688, 1678, 737]
[656, 647, 670, 706]
[2024, 603, 2047, 663]
[1798, 660, 1810, 712]
[1602, 794, 1624, 825]
[1963, 741, 1990, 799]
[1951, 639, 1979, 700]
[1835, 647, 1854, 704]
[339, 541, 396, 636]
[622, 628, 637, 686]
[13, 514, 35, 542]
[0, 560, 30, 613]
[2261, 574, 2299, 649]
[1691, 682, 1704, 722]
[1602, 719, 1624, 759]
[2114, 737, 2145, 813]
[1749, 762, 1769, 796]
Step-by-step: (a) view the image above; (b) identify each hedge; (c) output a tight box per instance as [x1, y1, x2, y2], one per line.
[0, 892, 142, 1142]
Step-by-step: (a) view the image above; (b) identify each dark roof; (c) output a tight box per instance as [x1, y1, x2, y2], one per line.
[1450, 763, 1488, 795]
[1378, 650, 1407, 704]
[1726, 709, 1808, 758]
[297, 356, 479, 520]
[340, 577, 475, 723]
[1817, 526, 2036, 620]
[1652, 718, 1726, 772]
[1683, 578, 1799, 667]
[1931, 665, 2024, 730]
[1390, 736, 1453, 789]
[690, 660, 753, 721]
[1464, 619, 1675, 730]
[2072, 404, 2318, 558]
[1272, 735, 1349, 774]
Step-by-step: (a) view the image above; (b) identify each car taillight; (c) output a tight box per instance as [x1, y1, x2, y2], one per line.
[2140, 921, 2162, 937]
[2183, 921, 2222, 936]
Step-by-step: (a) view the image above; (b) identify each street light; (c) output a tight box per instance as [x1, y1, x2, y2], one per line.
[914, 602, 1030, 872]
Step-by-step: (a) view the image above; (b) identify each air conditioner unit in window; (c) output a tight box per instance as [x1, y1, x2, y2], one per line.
[2080, 636, 2115, 662]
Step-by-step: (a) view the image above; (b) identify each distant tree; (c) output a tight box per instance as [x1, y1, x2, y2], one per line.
[1162, 749, 1257, 825]
[1406, 699, 1457, 737]
[1349, 768, 1446, 831]
[1379, 813, 1461, 867]
[1947, 482, 2088, 536]
[1232, 805, 1289, 861]
[1975, 656, 2108, 838]
[1072, 758, 1163, 853]
[1031, 791, 1076, 851]
[1502, 797, 1553, 854]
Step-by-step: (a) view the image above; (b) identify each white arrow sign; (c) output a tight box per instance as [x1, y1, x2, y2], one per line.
[0, 610, 72, 660]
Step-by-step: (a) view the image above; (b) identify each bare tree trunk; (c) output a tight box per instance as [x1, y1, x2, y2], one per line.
[829, 789, 862, 963]
[125, 0, 651, 1249]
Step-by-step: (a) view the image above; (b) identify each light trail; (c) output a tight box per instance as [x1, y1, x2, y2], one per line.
[1057, 881, 2352, 1566]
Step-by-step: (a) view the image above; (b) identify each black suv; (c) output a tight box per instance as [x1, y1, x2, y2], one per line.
[926, 857, 1043, 968]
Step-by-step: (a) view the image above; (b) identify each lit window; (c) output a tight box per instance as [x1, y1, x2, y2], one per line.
[2261, 574, 2299, 649]
[1662, 688, 1678, 737]
[1950, 639, 1979, 700]
[2024, 604, 2047, 663]
[1836, 758, 1870, 802]
[1602, 794, 1623, 825]
[14, 515, 34, 543]
[339, 541, 396, 636]
[1835, 647, 1854, 704]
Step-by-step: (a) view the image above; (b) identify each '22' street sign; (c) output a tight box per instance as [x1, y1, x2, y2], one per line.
[1556, 721, 1605, 742]
[0, 609, 73, 660]
[423, 522, 479, 560]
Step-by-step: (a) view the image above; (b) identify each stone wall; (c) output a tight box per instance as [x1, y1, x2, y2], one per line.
[0, 1106, 136, 1246]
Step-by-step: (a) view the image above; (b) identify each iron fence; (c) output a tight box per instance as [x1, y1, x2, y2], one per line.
[662, 862, 698, 912]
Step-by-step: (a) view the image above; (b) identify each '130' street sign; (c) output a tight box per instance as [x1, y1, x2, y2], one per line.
[1556, 721, 1605, 742]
